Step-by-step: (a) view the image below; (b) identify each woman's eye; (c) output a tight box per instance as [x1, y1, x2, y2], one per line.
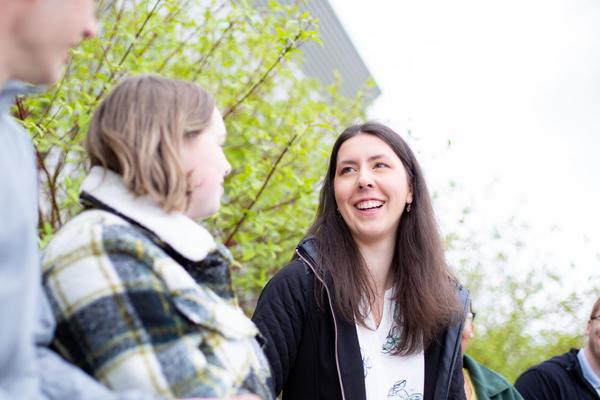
[184, 130, 200, 139]
[374, 162, 388, 169]
[339, 166, 354, 175]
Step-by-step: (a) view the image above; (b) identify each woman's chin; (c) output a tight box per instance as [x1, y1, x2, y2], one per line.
[185, 205, 220, 220]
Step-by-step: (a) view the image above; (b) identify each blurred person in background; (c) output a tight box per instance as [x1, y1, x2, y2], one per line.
[0, 1, 142, 399]
[515, 296, 600, 400]
[0, 3, 211, 399]
[461, 301, 523, 400]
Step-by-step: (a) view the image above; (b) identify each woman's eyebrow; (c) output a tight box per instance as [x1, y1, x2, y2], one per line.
[337, 158, 358, 166]
[367, 154, 388, 162]
[338, 154, 389, 165]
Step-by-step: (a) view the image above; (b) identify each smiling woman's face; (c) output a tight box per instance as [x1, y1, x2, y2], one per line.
[333, 133, 413, 246]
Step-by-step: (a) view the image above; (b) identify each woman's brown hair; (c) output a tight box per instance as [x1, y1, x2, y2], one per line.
[85, 74, 215, 213]
[308, 122, 462, 355]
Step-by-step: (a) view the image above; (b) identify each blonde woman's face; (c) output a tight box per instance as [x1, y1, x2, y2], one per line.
[180, 107, 231, 220]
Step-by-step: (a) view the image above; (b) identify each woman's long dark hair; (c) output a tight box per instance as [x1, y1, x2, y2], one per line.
[308, 122, 462, 355]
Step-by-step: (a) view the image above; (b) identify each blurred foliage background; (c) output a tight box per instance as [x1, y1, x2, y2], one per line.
[19, 0, 368, 294]
[16, 0, 596, 385]
[443, 205, 594, 382]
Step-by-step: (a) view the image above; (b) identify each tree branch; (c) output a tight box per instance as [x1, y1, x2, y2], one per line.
[224, 131, 302, 246]
[35, 150, 62, 228]
[191, 19, 237, 81]
[255, 196, 300, 213]
[157, 24, 205, 73]
[222, 30, 304, 119]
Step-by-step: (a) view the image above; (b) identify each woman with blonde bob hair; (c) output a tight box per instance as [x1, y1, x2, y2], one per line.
[42, 75, 272, 400]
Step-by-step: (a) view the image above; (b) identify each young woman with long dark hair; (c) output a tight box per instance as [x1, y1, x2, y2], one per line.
[252, 122, 469, 400]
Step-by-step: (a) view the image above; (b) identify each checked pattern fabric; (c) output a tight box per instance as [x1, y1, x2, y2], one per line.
[42, 209, 272, 399]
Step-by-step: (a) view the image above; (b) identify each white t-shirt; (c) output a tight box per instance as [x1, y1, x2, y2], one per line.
[355, 288, 425, 400]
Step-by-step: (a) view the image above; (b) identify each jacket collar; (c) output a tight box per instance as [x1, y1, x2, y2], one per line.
[578, 349, 600, 393]
[0, 81, 42, 114]
[296, 236, 330, 281]
[563, 348, 600, 397]
[463, 354, 512, 397]
[81, 166, 216, 262]
[296, 237, 319, 268]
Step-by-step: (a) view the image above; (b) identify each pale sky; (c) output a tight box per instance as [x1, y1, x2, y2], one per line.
[328, 0, 600, 315]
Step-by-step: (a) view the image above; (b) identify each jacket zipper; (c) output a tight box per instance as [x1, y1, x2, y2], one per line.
[569, 363, 600, 399]
[296, 249, 347, 400]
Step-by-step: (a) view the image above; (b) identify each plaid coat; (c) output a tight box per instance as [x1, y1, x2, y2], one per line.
[41, 168, 273, 399]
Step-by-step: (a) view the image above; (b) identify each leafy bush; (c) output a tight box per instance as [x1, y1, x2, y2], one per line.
[17, 0, 368, 306]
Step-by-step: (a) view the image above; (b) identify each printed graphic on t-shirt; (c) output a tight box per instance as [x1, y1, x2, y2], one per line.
[386, 379, 424, 399]
[360, 347, 373, 377]
[355, 289, 424, 400]
[382, 324, 402, 354]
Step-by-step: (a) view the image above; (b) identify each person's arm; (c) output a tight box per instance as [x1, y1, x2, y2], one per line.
[35, 288, 161, 400]
[447, 285, 468, 400]
[251, 260, 310, 396]
[0, 261, 39, 399]
[37, 342, 255, 400]
[0, 119, 41, 399]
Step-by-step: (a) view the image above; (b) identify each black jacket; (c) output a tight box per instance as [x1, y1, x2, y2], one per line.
[252, 237, 469, 400]
[515, 349, 600, 400]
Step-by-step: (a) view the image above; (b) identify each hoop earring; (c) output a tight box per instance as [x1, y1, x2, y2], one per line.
[406, 203, 412, 213]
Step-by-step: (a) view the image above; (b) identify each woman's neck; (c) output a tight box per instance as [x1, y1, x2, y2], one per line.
[354, 234, 396, 328]
[355, 234, 396, 295]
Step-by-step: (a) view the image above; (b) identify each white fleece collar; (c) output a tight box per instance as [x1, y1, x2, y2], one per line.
[81, 166, 216, 262]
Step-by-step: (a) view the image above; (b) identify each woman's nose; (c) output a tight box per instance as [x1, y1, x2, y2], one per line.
[223, 158, 232, 177]
[357, 171, 375, 189]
